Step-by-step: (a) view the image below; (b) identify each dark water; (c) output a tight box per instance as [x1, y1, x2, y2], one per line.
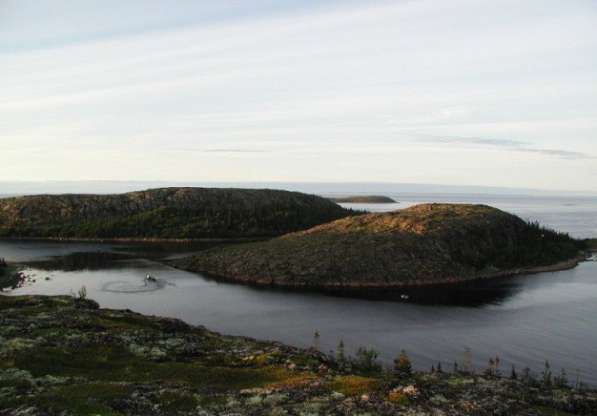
[1, 193, 597, 385]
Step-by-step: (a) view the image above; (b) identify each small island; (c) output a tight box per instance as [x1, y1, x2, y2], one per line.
[328, 195, 397, 203]
[178, 204, 586, 291]
[1, 294, 595, 415]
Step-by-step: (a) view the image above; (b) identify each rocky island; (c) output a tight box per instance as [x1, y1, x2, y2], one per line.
[178, 204, 585, 290]
[328, 195, 397, 203]
[1, 294, 595, 416]
[0, 187, 350, 240]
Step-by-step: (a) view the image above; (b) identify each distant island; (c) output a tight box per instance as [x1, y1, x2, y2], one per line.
[178, 204, 586, 290]
[0, 187, 350, 240]
[328, 195, 397, 203]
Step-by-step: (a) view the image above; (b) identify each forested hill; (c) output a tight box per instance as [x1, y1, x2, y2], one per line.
[0, 187, 351, 239]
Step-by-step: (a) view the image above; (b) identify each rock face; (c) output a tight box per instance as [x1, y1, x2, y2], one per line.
[180, 204, 583, 289]
[0, 187, 350, 239]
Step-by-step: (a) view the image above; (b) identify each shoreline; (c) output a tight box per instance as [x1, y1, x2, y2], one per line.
[175, 252, 591, 294]
[0, 236, 269, 244]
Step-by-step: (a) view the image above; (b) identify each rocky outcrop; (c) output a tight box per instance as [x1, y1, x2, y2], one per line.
[0, 187, 350, 240]
[179, 204, 583, 289]
[1, 294, 595, 415]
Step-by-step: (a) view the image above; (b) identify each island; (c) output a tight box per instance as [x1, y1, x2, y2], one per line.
[0, 187, 350, 240]
[1, 294, 595, 415]
[178, 204, 586, 290]
[328, 195, 397, 203]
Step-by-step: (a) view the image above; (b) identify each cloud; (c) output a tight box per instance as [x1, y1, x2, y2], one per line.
[421, 136, 593, 160]
[1, 0, 596, 191]
[169, 147, 270, 154]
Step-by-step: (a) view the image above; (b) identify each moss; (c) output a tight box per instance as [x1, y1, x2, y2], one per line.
[0, 382, 132, 416]
[266, 369, 317, 389]
[326, 375, 378, 396]
[387, 389, 409, 405]
[158, 391, 199, 413]
[13, 345, 294, 392]
[532, 405, 576, 416]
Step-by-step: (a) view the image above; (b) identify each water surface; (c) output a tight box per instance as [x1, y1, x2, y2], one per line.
[2, 193, 597, 385]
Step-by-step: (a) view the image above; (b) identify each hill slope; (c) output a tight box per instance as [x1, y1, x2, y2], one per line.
[0, 187, 350, 240]
[179, 204, 583, 288]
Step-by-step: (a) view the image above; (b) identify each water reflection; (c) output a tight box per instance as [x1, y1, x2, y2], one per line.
[27, 251, 134, 271]
[194, 271, 529, 307]
[14, 246, 594, 309]
[102, 277, 174, 293]
[2, 240, 597, 386]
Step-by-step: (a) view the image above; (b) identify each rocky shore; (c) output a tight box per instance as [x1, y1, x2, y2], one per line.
[1, 294, 596, 416]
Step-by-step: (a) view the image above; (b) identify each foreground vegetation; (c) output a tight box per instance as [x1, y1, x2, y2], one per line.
[179, 204, 585, 290]
[1, 294, 595, 416]
[0, 187, 350, 240]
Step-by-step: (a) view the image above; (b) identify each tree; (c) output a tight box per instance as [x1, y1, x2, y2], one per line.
[510, 365, 518, 380]
[542, 361, 553, 387]
[336, 339, 346, 367]
[312, 330, 321, 351]
[554, 368, 568, 388]
[393, 350, 412, 377]
[463, 348, 473, 374]
[354, 347, 382, 373]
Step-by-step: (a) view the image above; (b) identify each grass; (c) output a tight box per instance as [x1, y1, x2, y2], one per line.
[326, 375, 379, 396]
[12, 343, 298, 392]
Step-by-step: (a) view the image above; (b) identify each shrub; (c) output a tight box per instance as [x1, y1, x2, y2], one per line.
[352, 347, 382, 374]
[393, 350, 412, 377]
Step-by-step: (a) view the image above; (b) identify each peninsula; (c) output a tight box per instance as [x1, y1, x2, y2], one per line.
[179, 204, 585, 290]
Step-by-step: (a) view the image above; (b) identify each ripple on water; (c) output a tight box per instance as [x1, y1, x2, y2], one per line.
[102, 279, 173, 293]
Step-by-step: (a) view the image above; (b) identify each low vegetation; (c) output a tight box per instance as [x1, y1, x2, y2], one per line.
[1, 294, 595, 415]
[0, 187, 351, 240]
[179, 204, 585, 289]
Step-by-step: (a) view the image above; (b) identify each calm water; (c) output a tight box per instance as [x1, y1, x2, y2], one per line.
[1, 193, 597, 385]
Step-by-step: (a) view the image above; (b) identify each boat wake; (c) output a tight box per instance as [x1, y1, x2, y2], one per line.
[102, 278, 173, 293]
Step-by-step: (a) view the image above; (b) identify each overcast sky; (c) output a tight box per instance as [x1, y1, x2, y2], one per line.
[1, 0, 596, 192]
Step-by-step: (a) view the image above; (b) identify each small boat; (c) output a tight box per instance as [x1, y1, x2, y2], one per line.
[145, 273, 157, 283]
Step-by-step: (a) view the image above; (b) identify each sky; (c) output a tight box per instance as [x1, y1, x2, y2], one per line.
[1, 0, 596, 192]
